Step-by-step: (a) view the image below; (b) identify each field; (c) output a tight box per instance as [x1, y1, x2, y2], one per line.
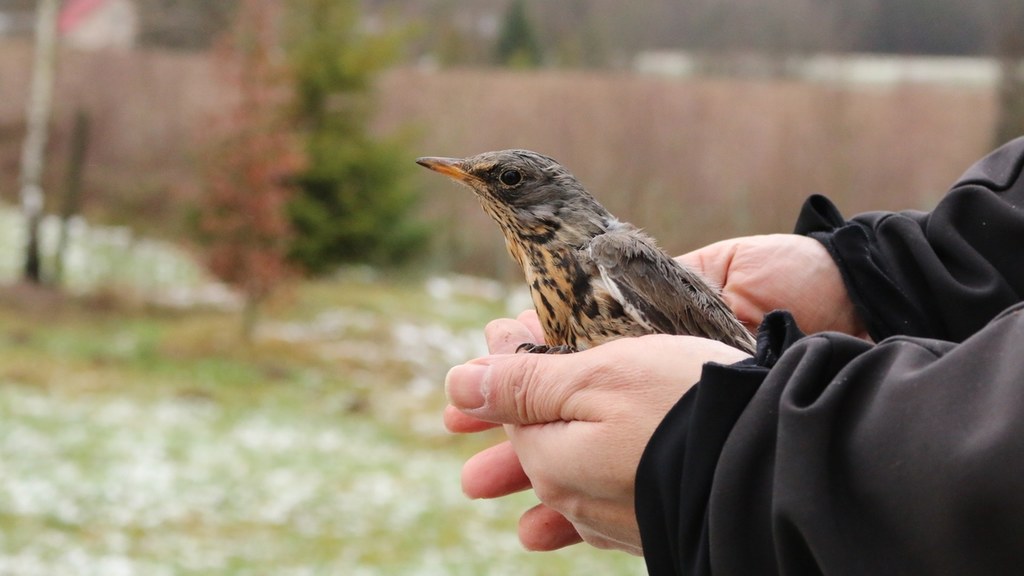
[0, 271, 646, 575]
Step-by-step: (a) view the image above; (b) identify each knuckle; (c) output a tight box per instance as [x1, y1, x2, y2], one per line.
[528, 471, 582, 523]
[511, 356, 542, 421]
[559, 495, 588, 526]
[573, 348, 624, 389]
[531, 476, 569, 512]
[574, 357, 612, 388]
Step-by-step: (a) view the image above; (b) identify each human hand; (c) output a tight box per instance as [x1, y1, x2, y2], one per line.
[444, 311, 750, 554]
[678, 234, 868, 338]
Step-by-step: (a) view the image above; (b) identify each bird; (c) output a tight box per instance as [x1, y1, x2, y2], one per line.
[416, 149, 756, 355]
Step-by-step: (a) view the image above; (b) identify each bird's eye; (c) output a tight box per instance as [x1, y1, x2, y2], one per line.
[499, 169, 523, 187]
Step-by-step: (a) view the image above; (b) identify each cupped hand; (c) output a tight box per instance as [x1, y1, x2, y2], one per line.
[678, 234, 867, 339]
[444, 311, 750, 554]
[443, 311, 581, 551]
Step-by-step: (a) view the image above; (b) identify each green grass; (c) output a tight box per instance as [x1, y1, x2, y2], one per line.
[0, 274, 645, 575]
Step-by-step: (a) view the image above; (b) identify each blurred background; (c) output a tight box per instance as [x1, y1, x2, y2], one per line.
[0, 0, 1021, 574]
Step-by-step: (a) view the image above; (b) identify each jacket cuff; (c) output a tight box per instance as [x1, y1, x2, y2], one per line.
[636, 311, 804, 575]
[794, 194, 901, 342]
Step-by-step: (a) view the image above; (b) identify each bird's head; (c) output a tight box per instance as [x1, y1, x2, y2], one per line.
[416, 149, 613, 248]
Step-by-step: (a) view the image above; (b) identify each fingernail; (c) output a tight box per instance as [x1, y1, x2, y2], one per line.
[445, 363, 489, 410]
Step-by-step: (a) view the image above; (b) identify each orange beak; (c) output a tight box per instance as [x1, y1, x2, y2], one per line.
[415, 156, 474, 184]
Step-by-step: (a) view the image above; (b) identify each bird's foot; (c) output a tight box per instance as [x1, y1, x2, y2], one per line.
[515, 343, 575, 354]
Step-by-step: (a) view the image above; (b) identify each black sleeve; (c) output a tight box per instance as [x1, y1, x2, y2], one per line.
[636, 312, 801, 576]
[637, 304, 1024, 576]
[636, 140, 1024, 576]
[794, 137, 1024, 342]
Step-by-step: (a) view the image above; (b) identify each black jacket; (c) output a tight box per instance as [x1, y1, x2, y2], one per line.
[636, 137, 1024, 575]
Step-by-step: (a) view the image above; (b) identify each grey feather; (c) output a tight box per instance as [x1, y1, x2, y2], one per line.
[583, 226, 756, 354]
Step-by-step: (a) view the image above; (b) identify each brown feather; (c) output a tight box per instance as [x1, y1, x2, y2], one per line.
[416, 150, 756, 355]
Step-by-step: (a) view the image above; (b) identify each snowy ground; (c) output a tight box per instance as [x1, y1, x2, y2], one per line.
[0, 269, 645, 575]
[0, 385, 558, 575]
[0, 203, 237, 308]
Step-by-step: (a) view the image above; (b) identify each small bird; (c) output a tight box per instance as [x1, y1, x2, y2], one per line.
[416, 149, 755, 354]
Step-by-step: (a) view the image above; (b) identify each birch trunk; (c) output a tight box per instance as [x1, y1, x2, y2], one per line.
[19, 0, 60, 284]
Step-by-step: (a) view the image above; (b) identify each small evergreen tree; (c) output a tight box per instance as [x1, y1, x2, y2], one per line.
[495, 0, 544, 68]
[283, 0, 427, 274]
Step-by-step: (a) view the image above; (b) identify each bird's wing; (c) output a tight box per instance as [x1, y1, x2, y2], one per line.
[582, 227, 756, 353]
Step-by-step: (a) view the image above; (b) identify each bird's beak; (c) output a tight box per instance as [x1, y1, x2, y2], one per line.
[415, 156, 473, 184]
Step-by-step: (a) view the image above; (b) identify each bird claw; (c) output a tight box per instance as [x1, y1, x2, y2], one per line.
[515, 343, 575, 354]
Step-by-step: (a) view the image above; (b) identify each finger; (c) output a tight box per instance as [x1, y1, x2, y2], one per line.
[676, 238, 742, 287]
[724, 290, 766, 333]
[515, 309, 546, 343]
[674, 249, 703, 270]
[443, 404, 500, 433]
[518, 503, 583, 551]
[461, 441, 531, 499]
[448, 352, 584, 425]
[484, 317, 538, 354]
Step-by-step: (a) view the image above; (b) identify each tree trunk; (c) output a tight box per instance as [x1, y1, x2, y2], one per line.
[994, 2, 1024, 146]
[240, 290, 264, 343]
[55, 110, 91, 286]
[19, 0, 59, 284]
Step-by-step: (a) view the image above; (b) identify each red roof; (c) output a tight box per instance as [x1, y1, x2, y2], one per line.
[58, 0, 108, 34]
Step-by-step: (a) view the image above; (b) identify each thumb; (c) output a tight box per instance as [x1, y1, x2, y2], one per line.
[445, 352, 581, 426]
[675, 237, 743, 287]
